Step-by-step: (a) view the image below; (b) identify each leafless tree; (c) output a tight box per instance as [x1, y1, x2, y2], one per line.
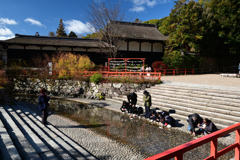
[85, 0, 131, 58]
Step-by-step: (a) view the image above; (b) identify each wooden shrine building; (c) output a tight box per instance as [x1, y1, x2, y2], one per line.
[0, 21, 167, 66]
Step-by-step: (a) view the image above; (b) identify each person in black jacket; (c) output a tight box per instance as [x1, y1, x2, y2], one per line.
[187, 113, 203, 136]
[127, 92, 137, 107]
[120, 101, 129, 113]
[200, 118, 218, 135]
[38, 88, 50, 125]
[164, 115, 176, 127]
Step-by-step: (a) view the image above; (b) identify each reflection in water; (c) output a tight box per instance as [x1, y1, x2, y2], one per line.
[15, 95, 234, 159]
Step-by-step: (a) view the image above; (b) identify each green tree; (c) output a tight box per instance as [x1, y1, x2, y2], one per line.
[68, 31, 77, 37]
[143, 17, 168, 29]
[56, 18, 67, 37]
[210, 0, 240, 55]
[162, 0, 204, 68]
[82, 32, 101, 39]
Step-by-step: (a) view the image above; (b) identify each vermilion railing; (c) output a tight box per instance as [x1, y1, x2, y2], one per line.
[19, 70, 162, 81]
[155, 68, 194, 75]
[145, 122, 240, 160]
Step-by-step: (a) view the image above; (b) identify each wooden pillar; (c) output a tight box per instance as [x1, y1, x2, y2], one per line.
[127, 41, 129, 52]
[151, 43, 153, 52]
[235, 129, 240, 160]
[210, 139, 218, 160]
[139, 42, 141, 52]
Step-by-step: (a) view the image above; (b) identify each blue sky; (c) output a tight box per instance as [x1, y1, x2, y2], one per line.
[0, 0, 175, 40]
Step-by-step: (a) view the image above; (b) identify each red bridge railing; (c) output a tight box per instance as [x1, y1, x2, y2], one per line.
[145, 122, 240, 160]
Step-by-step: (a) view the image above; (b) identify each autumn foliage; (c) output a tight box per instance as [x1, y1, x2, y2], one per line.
[52, 52, 95, 79]
[152, 61, 168, 71]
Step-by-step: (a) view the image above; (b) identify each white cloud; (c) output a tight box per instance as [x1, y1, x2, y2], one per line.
[132, 0, 157, 7]
[24, 18, 46, 28]
[0, 36, 14, 40]
[130, 0, 170, 12]
[0, 28, 14, 36]
[64, 20, 95, 34]
[130, 6, 145, 12]
[0, 18, 17, 25]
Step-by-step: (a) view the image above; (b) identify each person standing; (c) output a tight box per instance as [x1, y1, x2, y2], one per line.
[143, 90, 151, 118]
[38, 88, 50, 125]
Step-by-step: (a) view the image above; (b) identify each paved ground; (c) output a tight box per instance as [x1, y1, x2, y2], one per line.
[161, 74, 240, 87]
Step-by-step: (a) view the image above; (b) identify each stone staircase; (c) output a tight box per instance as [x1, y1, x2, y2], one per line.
[0, 103, 97, 160]
[109, 82, 240, 129]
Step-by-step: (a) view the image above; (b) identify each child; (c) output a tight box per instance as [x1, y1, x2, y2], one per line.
[120, 101, 129, 113]
[164, 115, 176, 128]
[148, 110, 157, 121]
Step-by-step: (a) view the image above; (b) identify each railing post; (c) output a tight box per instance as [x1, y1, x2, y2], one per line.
[211, 139, 218, 160]
[164, 69, 166, 75]
[175, 154, 183, 160]
[185, 68, 187, 75]
[192, 68, 194, 75]
[235, 129, 240, 160]
[173, 69, 175, 75]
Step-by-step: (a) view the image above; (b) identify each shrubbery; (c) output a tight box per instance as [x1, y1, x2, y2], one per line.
[90, 72, 102, 84]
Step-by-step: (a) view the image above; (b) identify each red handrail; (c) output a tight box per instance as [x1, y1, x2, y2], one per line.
[145, 122, 240, 160]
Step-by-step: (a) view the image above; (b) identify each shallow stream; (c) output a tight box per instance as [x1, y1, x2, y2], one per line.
[15, 95, 234, 160]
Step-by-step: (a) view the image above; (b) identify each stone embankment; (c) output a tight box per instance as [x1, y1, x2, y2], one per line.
[13, 78, 150, 99]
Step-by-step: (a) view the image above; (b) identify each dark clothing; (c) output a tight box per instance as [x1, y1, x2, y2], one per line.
[38, 94, 50, 125]
[204, 122, 218, 133]
[188, 114, 203, 133]
[38, 94, 50, 110]
[165, 116, 176, 127]
[127, 93, 137, 106]
[120, 102, 130, 112]
[42, 108, 48, 125]
[132, 106, 138, 114]
[145, 104, 151, 118]
[137, 107, 143, 116]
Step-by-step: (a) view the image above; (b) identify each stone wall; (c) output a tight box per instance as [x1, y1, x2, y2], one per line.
[13, 78, 151, 99]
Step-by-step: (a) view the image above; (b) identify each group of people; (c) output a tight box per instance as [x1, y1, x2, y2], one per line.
[140, 66, 152, 72]
[187, 113, 218, 136]
[120, 91, 218, 135]
[120, 91, 176, 128]
[38, 87, 218, 136]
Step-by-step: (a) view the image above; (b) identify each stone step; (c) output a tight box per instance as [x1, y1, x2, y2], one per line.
[135, 89, 240, 108]
[108, 98, 228, 129]
[157, 82, 240, 94]
[0, 105, 55, 160]
[136, 93, 240, 113]
[153, 84, 240, 95]
[144, 88, 240, 104]
[150, 86, 240, 100]
[14, 102, 96, 160]
[6, 104, 75, 160]
[112, 96, 238, 126]
[136, 94, 240, 116]
[0, 118, 21, 160]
